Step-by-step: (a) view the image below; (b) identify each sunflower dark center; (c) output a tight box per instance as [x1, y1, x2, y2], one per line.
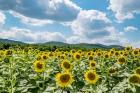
[60, 74, 70, 83]
[37, 63, 43, 69]
[129, 75, 140, 84]
[89, 56, 93, 60]
[63, 62, 70, 69]
[90, 63, 95, 67]
[87, 72, 95, 80]
[76, 54, 80, 59]
[134, 51, 138, 54]
[109, 69, 116, 74]
[136, 69, 140, 75]
[43, 55, 47, 59]
[105, 54, 109, 58]
[118, 57, 125, 63]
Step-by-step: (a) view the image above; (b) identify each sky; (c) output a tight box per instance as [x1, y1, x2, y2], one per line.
[0, 0, 140, 48]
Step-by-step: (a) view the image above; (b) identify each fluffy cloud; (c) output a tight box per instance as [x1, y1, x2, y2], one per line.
[10, 11, 53, 26]
[0, 0, 81, 22]
[0, 12, 6, 25]
[132, 41, 140, 48]
[108, 0, 140, 22]
[0, 27, 66, 43]
[124, 26, 138, 32]
[71, 10, 112, 39]
[69, 10, 128, 45]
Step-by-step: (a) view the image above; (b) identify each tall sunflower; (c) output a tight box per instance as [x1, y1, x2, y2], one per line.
[129, 74, 140, 85]
[108, 67, 118, 76]
[135, 67, 140, 75]
[33, 61, 45, 73]
[132, 49, 139, 56]
[84, 70, 99, 84]
[117, 56, 126, 64]
[61, 60, 72, 71]
[88, 55, 94, 61]
[89, 61, 96, 69]
[55, 72, 74, 88]
[73, 52, 81, 60]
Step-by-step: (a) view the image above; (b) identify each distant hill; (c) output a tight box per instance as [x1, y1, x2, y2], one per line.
[0, 39, 25, 44]
[39, 41, 124, 50]
[0, 39, 124, 50]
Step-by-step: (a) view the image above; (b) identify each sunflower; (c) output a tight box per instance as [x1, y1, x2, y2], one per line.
[36, 55, 42, 60]
[88, 55, 94, 61]
[117, 56, 126, 64]
[108, 67, 117, 76]
[55, 72, 74, 88]
[60, 55, 66, 60]
[70, 49, 76, 54]
[109, 49, 115, 56]
[5, 50, 13, 56]
[96, 52, 102, 57]
[61, 60, 72, 71]
[74, 52, 81, 60]
[123, 52, 128, 57]
[129, 74, 140, 85]
[125, 46, 132, 51]
[48, 52, 54, 57]
[84, 70, 99, 84]
[89, 61, 96, 69]
[41, 54, 48, 60]
[33, 61, 45, 73]
[115, 51, 120, 57]
[104, 53, 110, 59]
[135, 67, 140, 75]
[132, 49, 139, 56]
[87, 52, 91, 56]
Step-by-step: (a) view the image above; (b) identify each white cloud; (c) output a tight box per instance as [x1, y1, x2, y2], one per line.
[10, 11, 53, 26]
[0, 0, 81, 22]
[124, 26, 138, 32]
[68, 10, 129, 45]
[108, 0, 140, 22]
[132, 41, 140, 48]
[0, 27, 66, 43]
[0, 12, 6, 25]
[71, 10, 112, 39]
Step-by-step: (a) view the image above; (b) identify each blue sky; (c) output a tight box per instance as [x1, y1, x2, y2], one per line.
[0, 0, 140, 47]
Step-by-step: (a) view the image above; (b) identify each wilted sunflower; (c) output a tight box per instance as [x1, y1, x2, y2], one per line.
[74, 52, 81, 60]
[135, 67, 140, 75]
[129, 74, 140, 85]
[55, 72, 74, 88]
[84, 70, 99, 84]
[89, 61, 96, 69]
[117, 56, 126, 64]
[33, 61, 45, 73]
[61, 60, 72, 71]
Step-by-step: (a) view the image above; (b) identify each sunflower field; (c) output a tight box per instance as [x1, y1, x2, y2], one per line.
[0, 46, 140, 93]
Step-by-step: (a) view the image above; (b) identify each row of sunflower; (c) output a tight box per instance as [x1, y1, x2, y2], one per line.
[0, 46, 140, 93]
